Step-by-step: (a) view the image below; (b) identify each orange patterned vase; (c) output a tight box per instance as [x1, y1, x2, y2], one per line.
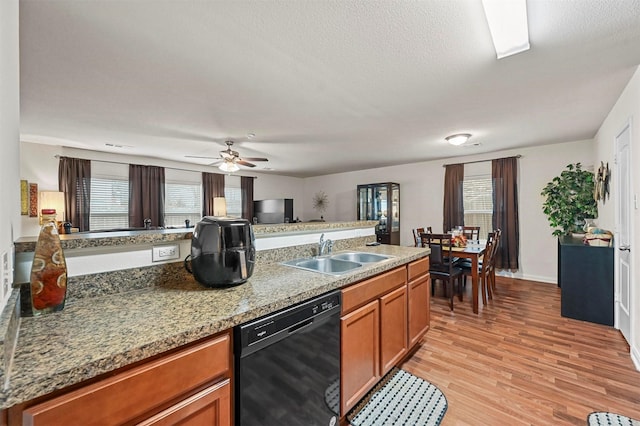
[30, 216, 67, 315]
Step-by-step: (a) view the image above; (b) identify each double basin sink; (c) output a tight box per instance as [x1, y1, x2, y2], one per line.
[281, 251, 394, 276]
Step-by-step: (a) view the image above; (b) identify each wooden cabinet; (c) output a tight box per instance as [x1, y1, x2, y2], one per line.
[16, 332, 232, 426]
[357, 183, 400, 245]
[407, 257, 430, 347]
[380, 286, 408, 374]
[558, 236, 614, 326]
[138, 379, 231, 426]
[340, 260, 429, 415]
[341, 300, 380, 414]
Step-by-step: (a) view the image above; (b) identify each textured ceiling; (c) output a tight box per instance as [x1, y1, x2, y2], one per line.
[19, 0, 640, 177]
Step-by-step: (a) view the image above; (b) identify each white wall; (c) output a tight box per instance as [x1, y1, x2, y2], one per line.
[19, 142, 305, 236]
[0, 0, 20, 308]
[593, 65, 640, 368]
[304, 140, 595, 283]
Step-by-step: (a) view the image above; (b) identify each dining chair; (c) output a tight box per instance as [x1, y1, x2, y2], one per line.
[487, 229, 501, 295]
[413, 226, 432, 247]
[425, 233, 464, 311]
[460, 232, 495, 305]
[462, 226, 480, 241]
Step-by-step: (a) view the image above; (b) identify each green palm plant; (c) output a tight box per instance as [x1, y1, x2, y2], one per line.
[541, 163, 598, 237]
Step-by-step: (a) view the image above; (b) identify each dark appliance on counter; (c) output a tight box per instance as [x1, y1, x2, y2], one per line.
[235, 290, 341, 426]
[184, 217, 255, 287]
[253, 198, 293, 224]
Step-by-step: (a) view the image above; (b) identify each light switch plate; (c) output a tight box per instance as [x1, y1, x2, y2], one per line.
[152, 244, 180, 262]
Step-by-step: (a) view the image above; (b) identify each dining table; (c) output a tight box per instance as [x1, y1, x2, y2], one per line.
[421, 233, 487, 314]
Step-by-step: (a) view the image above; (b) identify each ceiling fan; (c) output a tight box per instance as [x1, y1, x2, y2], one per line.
[185, 140, 268, 172]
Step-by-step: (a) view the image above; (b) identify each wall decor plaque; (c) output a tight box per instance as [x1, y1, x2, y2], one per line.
[20, 180, 28, 215]
[29, 183, 38, 217]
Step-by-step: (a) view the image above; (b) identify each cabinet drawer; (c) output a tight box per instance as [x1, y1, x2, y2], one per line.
[23, 332, 231, 426]
[137, 379, 231, 426]
[342, 267, 406, 314]
[407, 257, 429, 282]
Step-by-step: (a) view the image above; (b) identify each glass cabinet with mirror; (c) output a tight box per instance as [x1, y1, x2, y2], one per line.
[357, 182, 400, 245]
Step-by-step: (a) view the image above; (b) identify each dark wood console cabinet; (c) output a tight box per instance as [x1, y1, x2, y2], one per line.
[558, 236, 614, 326]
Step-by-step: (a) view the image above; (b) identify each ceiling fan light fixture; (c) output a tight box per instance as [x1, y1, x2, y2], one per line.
[218, 161, 240, 173]
[445, 133, 472, 146]
[482, 0, 530, 59]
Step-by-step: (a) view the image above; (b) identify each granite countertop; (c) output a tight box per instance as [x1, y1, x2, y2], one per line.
[14, 220, 379, 252]
[1, 244, 428, 409]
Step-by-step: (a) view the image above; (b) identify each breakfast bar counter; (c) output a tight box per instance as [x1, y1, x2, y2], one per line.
[0, 243, 428, 410]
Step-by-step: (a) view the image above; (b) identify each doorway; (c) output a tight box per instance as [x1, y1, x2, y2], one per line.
[615, 119, 633, 345]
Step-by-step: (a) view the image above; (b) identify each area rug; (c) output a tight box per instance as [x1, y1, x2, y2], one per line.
[587, 412, 640, 425]
[347, 368, 447, 426]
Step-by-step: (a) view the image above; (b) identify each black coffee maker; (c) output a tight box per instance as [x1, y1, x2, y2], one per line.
[185, 217, 256, 287]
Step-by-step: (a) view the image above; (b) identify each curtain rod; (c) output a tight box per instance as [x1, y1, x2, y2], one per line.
[54, 155, 258, 178]
[442, 154, 522, 167]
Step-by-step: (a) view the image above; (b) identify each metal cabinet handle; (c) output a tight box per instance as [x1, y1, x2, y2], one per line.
[619, 245, 631, 252]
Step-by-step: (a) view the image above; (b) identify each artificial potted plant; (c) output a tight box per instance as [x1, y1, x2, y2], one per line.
[541, 163, 598, 237]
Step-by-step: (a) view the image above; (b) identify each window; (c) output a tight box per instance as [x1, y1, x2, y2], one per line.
[88, 161, 243, 230]
[463, 175, 493, 239]
[165, 182, 202, 227]
[165, 169, 202, 227]
[224, 175, 242, 218]
[90, 176, 129, 230]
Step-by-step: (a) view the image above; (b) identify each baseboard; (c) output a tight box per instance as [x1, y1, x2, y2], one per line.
[631, 344, 640, 371]
[496, 270, 557, 285]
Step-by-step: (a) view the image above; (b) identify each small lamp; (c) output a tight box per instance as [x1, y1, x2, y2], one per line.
[213, 197, 227, 217]
[39, 191, 65, 226]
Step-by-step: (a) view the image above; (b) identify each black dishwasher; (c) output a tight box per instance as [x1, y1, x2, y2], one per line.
[234, 290, 341, 426]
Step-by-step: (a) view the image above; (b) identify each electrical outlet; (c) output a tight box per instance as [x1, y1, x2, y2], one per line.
[152, 244, 179, 262]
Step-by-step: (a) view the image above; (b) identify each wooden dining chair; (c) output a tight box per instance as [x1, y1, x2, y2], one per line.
[460, 232, 495, 305]
[413, 226, 432, 247]
[425, 233, 463, 311]
[462, 226, 480, 241]
[487, 229, 501, 295]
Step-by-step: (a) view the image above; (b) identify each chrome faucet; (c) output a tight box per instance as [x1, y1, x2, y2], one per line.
[318, 233, 334, 256]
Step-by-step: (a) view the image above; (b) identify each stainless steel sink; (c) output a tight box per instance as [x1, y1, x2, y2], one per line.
[330, 252, 393, 263]
[281, 257, 362, 275]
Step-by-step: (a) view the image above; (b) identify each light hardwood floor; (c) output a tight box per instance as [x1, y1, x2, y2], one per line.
[401, 276, 640, 426]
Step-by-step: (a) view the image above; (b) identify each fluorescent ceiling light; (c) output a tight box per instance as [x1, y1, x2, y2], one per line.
[482, 0, 530, 59]
[445, 133, 472, 146]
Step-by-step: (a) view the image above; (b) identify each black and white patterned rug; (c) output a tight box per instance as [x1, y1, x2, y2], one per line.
[588, 412, 640, 425]
[348, 368, 447, 426]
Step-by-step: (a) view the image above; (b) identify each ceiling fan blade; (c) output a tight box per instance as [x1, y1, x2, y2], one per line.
[185, 155, 219, 159]
[236, 160, 257, 167]
[241, 157, 268, 162]
[208, 160, 223, 166]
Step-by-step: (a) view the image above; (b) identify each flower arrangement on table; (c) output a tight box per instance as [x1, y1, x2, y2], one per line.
[451, 235, 467, 248]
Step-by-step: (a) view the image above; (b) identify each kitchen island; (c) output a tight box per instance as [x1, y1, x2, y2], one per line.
[2, 221, 429, 422]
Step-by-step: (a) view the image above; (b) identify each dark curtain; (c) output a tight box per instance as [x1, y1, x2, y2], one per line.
[492, 157, 520, 270]
[58, 157, 91, 232]
[443, 164, 464, 232]
[241, 176, 255, 221]
[129, 164, 165, 228]
[202, 172, 225, 216]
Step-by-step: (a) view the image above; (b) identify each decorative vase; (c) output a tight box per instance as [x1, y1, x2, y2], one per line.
[30, 211, 67, 316]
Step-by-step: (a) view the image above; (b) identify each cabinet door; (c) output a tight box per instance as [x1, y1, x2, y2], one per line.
[137, 379, 231, 426]
[22, 334, 230, 426]
[408, 274, 430, 347]
[341, 300, 380, 414]
[380, 286, 408, 374]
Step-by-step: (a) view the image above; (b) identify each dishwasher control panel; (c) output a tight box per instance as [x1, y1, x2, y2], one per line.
[239, 290, 341, 349]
